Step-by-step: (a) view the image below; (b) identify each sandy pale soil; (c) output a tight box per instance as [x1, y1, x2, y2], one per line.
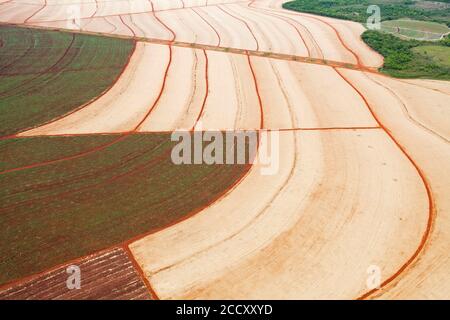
[253, 57, 378, 129]
[193, 50, 260, 130]
[19, 47, 382, 135]
[252, 0, 384, 67]
[0, 1, 43, 23]
[397, 78, 450, 96]
[138, 47, 207, 132]
[130, 129, 428, 299]
[0, 0, 382, 67]
[340, 69, 450, 299]
[20, 42, 171, 135]
[0, 248, 151, 300]
[1, 1, 247, 23]
[366, 75, 450, 142]
[1, 0, 449, 300]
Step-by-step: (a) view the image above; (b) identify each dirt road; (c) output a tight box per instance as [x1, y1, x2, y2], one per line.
[1, 0, 449, 299]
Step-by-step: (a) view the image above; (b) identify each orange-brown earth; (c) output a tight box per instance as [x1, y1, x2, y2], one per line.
[0, 0, 449, 300]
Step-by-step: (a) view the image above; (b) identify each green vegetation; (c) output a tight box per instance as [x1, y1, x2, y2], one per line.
[380, 18, 449, 40]
[283, 0, 450, 26]
[441, 32, 450, 45]
[0, 26, 135, 137]
[283, 0, 450, 80]
[0, 25, 251, 288]
[362, 30, 450, 79]
[412, 45, 450, 66]
[0, 133, 250, 285]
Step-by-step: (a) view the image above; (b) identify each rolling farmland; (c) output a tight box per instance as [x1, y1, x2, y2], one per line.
[380, 19, 449, 41]
[0, 248, 153, 300]
[0, 0, 449, 300]
[0, 133, 250, 287]
[0, 26, 134, 137]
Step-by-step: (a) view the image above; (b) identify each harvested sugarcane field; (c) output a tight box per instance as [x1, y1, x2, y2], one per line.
[0, 0, 449, 304]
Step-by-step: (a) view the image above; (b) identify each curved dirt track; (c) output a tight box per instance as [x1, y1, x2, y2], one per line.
[20, 49, 380, 135]
[1, 0, 449, 299]
[131, 129, 428, 299]
[340, 70, 449, 299]
[2, 0, 382, 67]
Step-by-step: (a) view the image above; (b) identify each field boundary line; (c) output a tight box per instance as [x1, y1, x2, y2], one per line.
[217, 4, 259, 51]
[0, 142, 174, 216]
[245, 3, 310, 57]
[394, 78, 450, 96]
[5, 127, 383, 140]
[191, 7, 221, 47]
[123, 245, 160, 300]
[13, 41, 137, 137]
[91, 0, 98, 18]
[0, 245, 122, 292]
[134, 44, 173, 131]
[364, 73, 449, 143]
[0, 42, 267, 292]
[334, 67, 435, 300]
[0, 22, 379, 72]
[291, 12, 362, 66]
[247, 3, 325, 59]
[14, 0, 249, 19]
[0, 125, 385, 292]
[280, 8, 388, 69]
[0, 42, 173, 175]
[0, 0, 14, 5]
[0, 134, 129, 175]
[191, 49, 209, 131]
[0, 152, 253, 293]
[150, 1, 176, 42]
[247, 52, 264, 129]
[271, 126, 381, 131]
[119, 15, 136, 37]
[23, 0, 47, 24]
[121, 47, 266, 247]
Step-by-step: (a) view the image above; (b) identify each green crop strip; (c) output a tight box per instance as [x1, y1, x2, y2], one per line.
[0, 26, 135, 137]
[0, 133, 250, 286]
[283, 0, 450, 80]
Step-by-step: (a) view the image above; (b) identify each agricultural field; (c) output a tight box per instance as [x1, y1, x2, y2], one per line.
[0, 133, 250, 286]
[0, 26, 135, 137]
[380, 18, 449, 40]
[0, 0, 449, 302]
[285, 0, 450, 79]
[0, 248, 153, 300]
[412, 44, 450, 66]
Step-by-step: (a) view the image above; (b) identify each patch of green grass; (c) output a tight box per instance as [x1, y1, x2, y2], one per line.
[0, 135, 117, 172]
[380, 18, 449, 40]
[0, 133, 250, 285]
[0, 26, 135, 137]
[412, 45, 450, 66]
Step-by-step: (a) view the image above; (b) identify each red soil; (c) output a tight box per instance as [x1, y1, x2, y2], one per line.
[0, 247, 151, 300]
[192, 49, 209, 130]
[334, 67, 434, 300]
